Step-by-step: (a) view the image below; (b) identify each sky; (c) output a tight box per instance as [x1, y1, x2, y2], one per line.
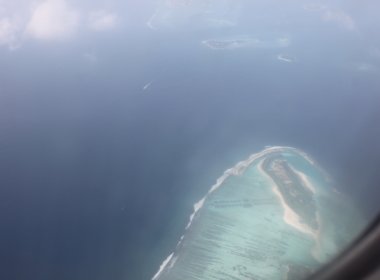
[1, 1, 380, 280]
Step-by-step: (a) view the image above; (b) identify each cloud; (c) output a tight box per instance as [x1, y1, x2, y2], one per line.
[324, 10, 355, 30]
[0, 17, 20, 49]
[84, 52, 97, 63]
[0, 2, 119, 49]
[88, 10, 117, 31]
[26, 0, 79, 40]
[369, 46, 380, 59]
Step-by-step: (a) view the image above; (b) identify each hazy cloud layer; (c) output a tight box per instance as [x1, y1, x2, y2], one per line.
[0, 17, 20, 49]
[324, 10, 355, 30]
[84, 52, 97, 63]
[88, 10, 117, 31]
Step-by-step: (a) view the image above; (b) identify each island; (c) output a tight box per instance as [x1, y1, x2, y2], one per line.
[152, 147, 365, 280]
[202, 38, 261, 49]
[262, 154, 318, 231]
[202, 34, 291, 50]
[303, 5, 324, 11]
[278, 54, 297, 62]
[147, 0, 241, 30]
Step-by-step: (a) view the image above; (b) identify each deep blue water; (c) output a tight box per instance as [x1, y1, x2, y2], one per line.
[1, 1, 380, 280]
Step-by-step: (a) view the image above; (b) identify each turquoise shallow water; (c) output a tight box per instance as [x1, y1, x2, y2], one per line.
[153, 147, 366, 280]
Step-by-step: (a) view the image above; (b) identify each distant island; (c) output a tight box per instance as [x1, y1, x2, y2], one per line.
[203, 38, 261, 49]
[304, 4, 324, 11]
[202, 33, 291, 50]
[278, 54, 297, 62]
[147, 0, 241, 30]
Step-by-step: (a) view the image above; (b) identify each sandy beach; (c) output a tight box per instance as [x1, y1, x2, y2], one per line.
[258, 159, 318, 238]
[293, 168, 316, 194]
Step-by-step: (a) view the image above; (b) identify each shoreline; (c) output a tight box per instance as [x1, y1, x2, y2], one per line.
[292, 148, 333, 183]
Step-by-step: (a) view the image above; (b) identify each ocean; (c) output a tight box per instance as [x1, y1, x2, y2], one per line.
[1, 1, 380, 279]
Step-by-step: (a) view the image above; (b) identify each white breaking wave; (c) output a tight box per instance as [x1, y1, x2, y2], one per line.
[152, 253, 173, 280]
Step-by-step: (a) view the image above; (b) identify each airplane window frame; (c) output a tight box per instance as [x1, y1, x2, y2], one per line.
[309, 212, 380, 280]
